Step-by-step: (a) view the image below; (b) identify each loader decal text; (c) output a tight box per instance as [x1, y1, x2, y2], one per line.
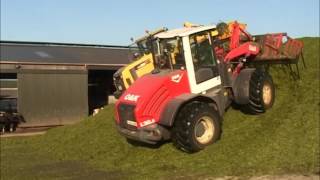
[124, 94, 140, 102]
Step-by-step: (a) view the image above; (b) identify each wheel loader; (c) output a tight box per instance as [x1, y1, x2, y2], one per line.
[113, 22, 248, 98]
[114, 21, 304, 153]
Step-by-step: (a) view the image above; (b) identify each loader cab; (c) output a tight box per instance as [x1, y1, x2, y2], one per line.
[130, 28, 168, 61]
[155, 25, 221, 93]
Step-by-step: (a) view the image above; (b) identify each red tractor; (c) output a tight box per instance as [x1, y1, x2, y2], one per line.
[114, 22, 304, 152]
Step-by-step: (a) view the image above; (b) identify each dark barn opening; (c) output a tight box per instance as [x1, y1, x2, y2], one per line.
[88, 70, 116, 114]
[0, 73, 18, 113]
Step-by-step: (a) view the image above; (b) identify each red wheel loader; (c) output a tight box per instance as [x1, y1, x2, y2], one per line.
[114, 21, 304, 152]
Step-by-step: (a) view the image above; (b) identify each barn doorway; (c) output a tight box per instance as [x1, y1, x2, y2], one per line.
[88, 70, 116, 115]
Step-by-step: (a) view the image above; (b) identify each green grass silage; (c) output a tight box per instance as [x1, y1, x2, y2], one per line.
[1, 37, 319, 179]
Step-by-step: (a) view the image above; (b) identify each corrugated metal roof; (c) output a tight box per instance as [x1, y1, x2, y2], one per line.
[0, 41, 132, 67]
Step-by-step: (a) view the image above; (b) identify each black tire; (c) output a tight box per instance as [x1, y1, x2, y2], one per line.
[172, 102, 222, 153]
[246, 69, 275, 114]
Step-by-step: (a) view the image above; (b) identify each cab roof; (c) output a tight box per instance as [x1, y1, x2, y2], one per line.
[155, 25, 216, 39]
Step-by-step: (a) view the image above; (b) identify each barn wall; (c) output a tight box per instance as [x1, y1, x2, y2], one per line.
[17, 70, 88, 127]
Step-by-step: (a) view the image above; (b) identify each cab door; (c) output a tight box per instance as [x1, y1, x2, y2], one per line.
[183, 31, 221, 94]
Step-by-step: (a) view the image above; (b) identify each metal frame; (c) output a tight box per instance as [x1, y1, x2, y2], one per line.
[182, 30, 222, 94]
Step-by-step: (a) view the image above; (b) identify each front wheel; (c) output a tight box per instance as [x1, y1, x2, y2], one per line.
[172, 102, 222, 153]
[246, 69, 275, 114]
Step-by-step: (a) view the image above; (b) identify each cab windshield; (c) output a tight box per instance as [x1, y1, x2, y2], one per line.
[136, 39, 152, 54]
[156, 38, 185, 70]
[128, 39, 152, 61]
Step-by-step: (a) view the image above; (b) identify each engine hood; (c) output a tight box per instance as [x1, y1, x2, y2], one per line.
[116, 70, 190, 128]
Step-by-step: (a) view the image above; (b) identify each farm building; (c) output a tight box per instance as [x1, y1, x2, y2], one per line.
[0, 41, 131, 127]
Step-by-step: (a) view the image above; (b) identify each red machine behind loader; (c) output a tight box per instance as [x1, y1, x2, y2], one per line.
[114, 21, 304, 152]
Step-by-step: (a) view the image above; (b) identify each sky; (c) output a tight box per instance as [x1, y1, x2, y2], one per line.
[1, 0, 319, 45]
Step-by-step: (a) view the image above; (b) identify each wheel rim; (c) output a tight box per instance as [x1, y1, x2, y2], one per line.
[262, 83, 272, 105]
[194, 116, 214, 144]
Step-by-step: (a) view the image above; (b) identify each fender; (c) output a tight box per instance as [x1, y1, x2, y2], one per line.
[232, 68, 256, 104]
[159, 93, 222, 127]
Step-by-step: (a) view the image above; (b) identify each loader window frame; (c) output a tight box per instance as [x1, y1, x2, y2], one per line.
[189, 31, 219, 84]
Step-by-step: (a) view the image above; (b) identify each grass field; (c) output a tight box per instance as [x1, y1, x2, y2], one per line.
[1, 37, 319, 180]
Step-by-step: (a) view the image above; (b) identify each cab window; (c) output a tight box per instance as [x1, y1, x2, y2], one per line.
[189, 31, 218, 84]
[157, 38, 185, 70]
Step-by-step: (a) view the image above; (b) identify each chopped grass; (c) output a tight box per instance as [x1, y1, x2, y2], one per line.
[1, 37, 319, 179]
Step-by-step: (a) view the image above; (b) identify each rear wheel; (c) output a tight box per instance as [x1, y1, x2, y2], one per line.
[246, 69, 275, 114]
[172, 102, 221, 153]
